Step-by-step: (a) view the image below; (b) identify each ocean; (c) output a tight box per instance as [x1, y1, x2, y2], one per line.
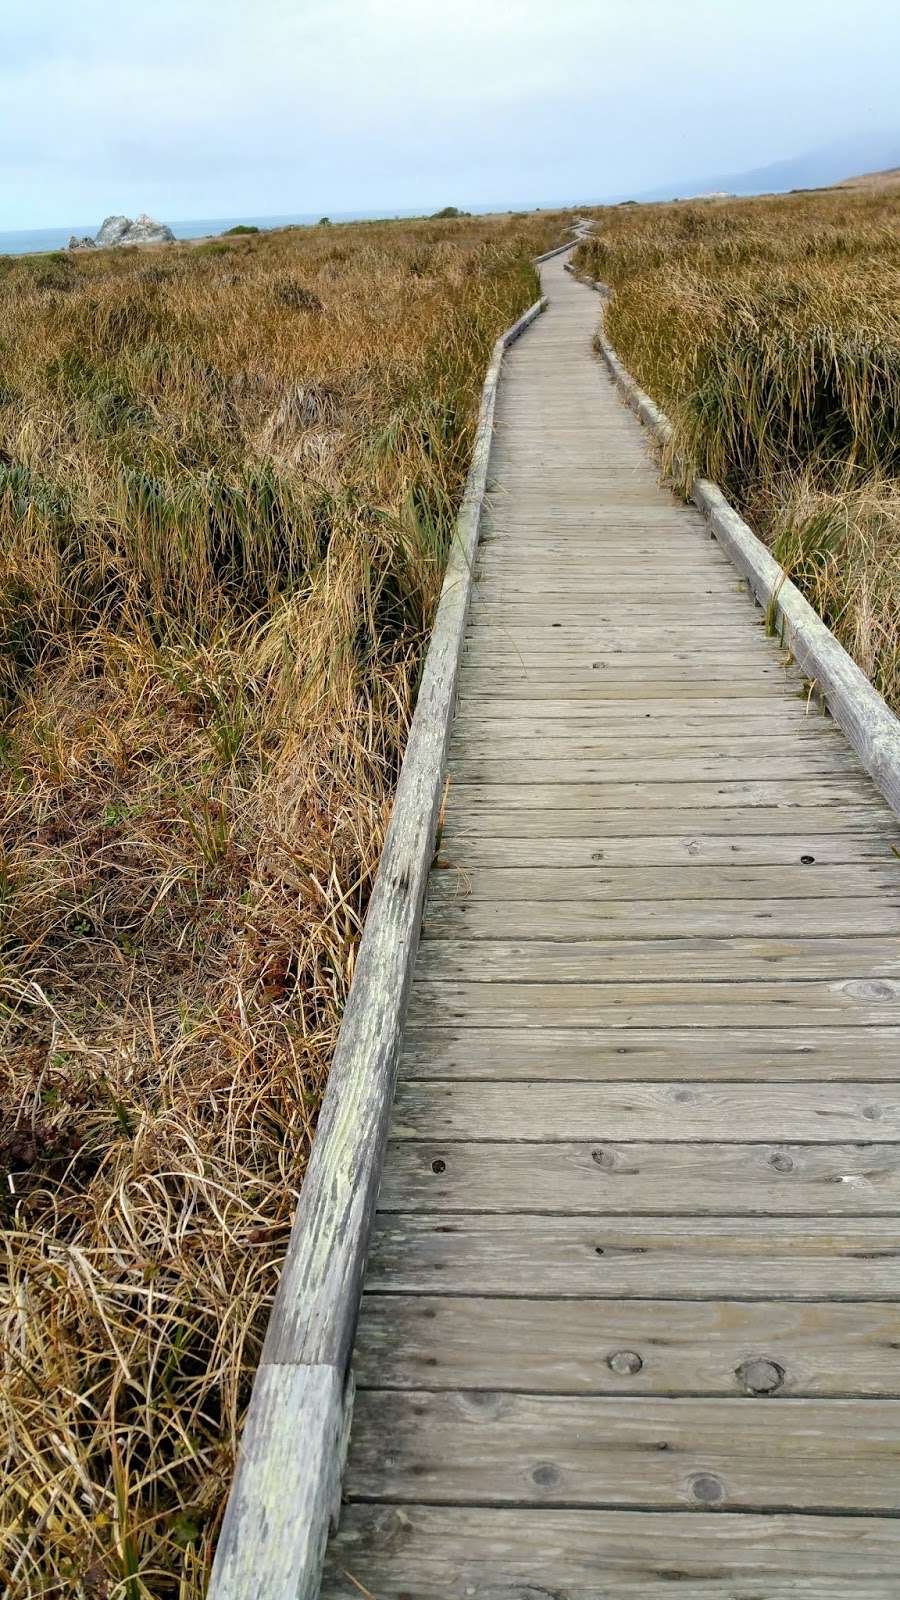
[0, 206, 508, 258]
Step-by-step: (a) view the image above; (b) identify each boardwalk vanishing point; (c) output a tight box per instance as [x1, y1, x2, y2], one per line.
[313, 246, 900, 1594]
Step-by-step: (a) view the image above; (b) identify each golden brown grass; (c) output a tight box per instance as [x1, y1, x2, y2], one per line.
[0, 209, 571, 1598]
[575, 187, 900, 708]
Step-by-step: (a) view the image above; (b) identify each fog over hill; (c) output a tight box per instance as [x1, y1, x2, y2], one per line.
[628, 132, 900, 202]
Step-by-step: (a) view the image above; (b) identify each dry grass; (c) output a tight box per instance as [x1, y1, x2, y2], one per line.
[575, 187, 900, 708]
[0, 209, 571, 1598]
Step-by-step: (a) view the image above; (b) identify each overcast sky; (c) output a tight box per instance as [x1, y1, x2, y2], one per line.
[3, 0, 899, 229]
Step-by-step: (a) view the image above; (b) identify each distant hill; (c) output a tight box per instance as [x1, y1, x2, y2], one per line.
[838, 166, 900, 190]
[630, 133, 900, 203]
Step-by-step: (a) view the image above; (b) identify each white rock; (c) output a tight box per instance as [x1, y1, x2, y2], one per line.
[96, 215, 134, 247]
[94, 213, 176, 248]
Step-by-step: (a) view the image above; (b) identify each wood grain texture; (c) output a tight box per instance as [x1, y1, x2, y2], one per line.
[388, 1080, 900, 1142]
[208, 1364, 349, 1600]
[439, 803, 895, 837]
[414, 934, 900, 980]
[399, 1023, 900, 1080]
[420, 896, 900, 938]
[449, 697, 845, 722]
[345, 1390, 900, 1510]
[454, 679, 808, 701]
[324, 1505, 900, 1597]
[432, 830, 897, 867]
[352, 1294, 900, 1394]
[367, 1213, 900, 1297]
[404, 977, 900, 1028]
[450, 753, 864, 782]
[423, 861, 898, 900]
[440, 778, 880, 807]
[450, 730, 842, 758]
[378, 1139, 900, 1213]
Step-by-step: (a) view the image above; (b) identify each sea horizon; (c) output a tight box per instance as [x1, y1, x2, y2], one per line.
[0, 202, 547, 258]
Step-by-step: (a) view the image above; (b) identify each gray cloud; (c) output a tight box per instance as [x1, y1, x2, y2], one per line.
[2, 0, 899, 226]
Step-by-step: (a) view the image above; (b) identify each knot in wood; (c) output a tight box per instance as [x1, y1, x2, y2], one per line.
[769, 1150, 794, 1173]
[736, 1357, 785, 1395]
[607, 1349, 643, 1375]
[843, 978, 900, 1001]
[689, 1471, 726, 1505]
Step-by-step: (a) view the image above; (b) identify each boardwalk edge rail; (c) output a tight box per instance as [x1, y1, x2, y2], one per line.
[208, 269, 558, 1599]
[576, 269, 900, 818]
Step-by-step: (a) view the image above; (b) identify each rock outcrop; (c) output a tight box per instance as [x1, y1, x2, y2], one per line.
[67, 214, 175, 251]
[97, 214, 175, 246]
[96, 215, 134, 248]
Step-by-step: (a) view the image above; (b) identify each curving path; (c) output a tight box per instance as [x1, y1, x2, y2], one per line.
[322, 250, 900, 1595]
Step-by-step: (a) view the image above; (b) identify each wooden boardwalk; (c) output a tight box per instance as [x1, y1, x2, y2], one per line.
[322, 251, 900, 1595]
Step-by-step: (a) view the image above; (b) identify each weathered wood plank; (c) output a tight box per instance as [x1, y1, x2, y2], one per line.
[398, 1024, 900, 1081]
[469, 582, 757, 600]
[389, 1081, 900, 1143]
[450, 698, 839, 723]
[464, 603, 766, 619]
[421, 897, 900, 939]
[208, 1364, 348, 1600]
[441, 802, 894, 836]
[454, 665, 797, 684]
[457, 678, 803, 701]
[460, 662, 799, 681]
[353, 1294, 900, 1394]
[463, 619, 770, 636]
[432, 831, 897, 867]
[449, 740, 848, 770]
[405, 978, 900, 1028]
[380, 1139, 900, 1214]
[451, 705, 830, 725]
[424, 861, 898, 900]
[450, 754, 862, 783]
[444, 778, 880, 808]
[414, 935, 900, 982]
[367, 1213, 900, 1297]
[345, 1391, 900, 1510]
[324, 1504, 900, 1596]
[477, 557, 735, 569]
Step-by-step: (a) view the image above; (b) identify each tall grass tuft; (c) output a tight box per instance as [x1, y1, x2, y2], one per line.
[0, 209, 571, 1597]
